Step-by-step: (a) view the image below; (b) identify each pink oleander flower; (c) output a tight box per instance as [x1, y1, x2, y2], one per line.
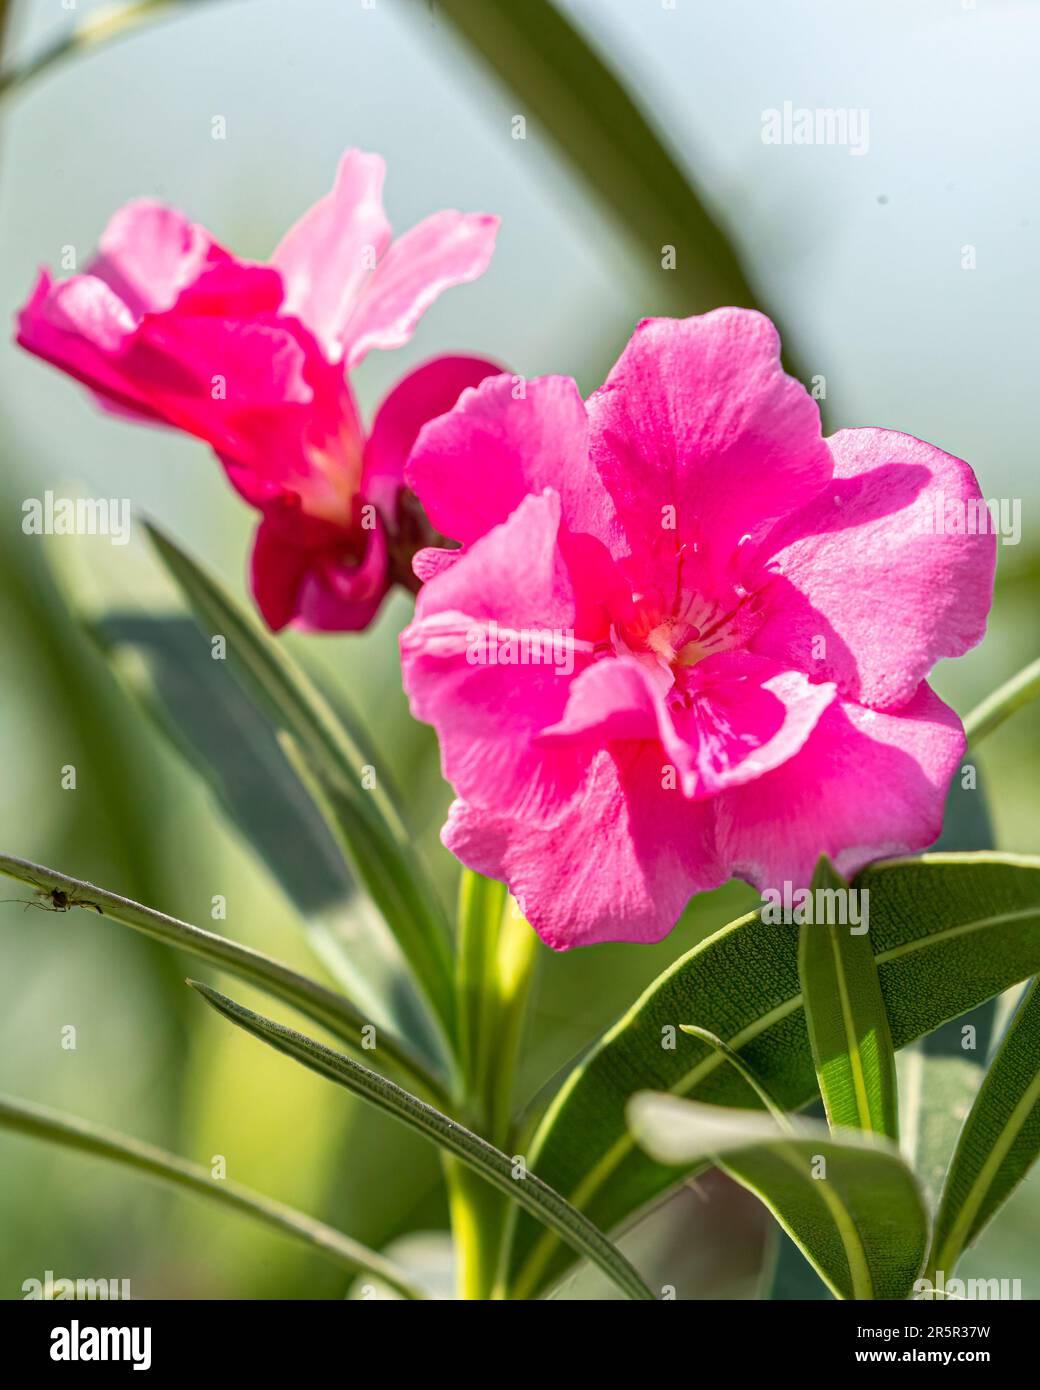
[400, 309, 996, 949]
[16, 150, 500, 630]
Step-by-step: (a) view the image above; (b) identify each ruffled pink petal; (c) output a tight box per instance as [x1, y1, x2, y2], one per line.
[538, 650, 835, 799]
[270, 150, 391, 361]
[713, 682, 965, 891]
[250, 502, 388, 633]
[405, 372, 614, 547]
[747, 428, 997, 709]
[442, 742, 725, 949]
[362, 354, 502, 517]
[401, 491, 601, 825]
[88, 199, 229, 317]
[536, 657, 664, 747]
[124, 304, 364, 524]
[17, 270, 159, 418]
[340, 209, 499, 369]
[674, 653, 836, 797]
[586, 309, 833, 585]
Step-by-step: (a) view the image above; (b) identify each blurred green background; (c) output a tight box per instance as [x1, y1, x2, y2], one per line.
[0, 0, 1037, 1299]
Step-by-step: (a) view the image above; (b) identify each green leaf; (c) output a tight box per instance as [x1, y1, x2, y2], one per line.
[456, 871, 539, 1145]
[0, 852, 448, 1107]
[504, 852, 1040, 1298]
[898, 774, 999, 1213]
[629, 1094, 927, 1301]
[86, 611, 432, 1053]
[798, 857, 898, 1139]
[679, 1026, 791, 1126]
[188, 980, 655, 1302]
[144, 523, 456, 1049]
[0, 1091, 425, 1299]
[927, 977, 1040, 1280]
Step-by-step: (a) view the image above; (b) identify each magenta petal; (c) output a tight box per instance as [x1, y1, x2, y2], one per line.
[340, 209, 499, 369]
[406, 372, 614, 547]
[586, 309, 832, 578]
[713, 682, 965, 891]
[401, 491, 598, 825]
[17, 270, 151, 411]
[748, 428, 997, 708]
[676, 652, 836, 797]
[88, 199, 228, 317]
[251, 504, 388, 633]
[362, 354, 502, 515]
[443, 744, 724, 950]
[412, 547, 462, 583]
[537, 658, 664, 747]
[270, 149, 391, 361]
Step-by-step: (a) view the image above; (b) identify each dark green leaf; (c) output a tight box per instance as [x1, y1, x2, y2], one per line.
[505, 853, 1040, 1298]
[0, 852, 447, 1107]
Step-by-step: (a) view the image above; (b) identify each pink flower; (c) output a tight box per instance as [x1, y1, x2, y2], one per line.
[16, 151, 500, 630]
[401, 310, 995, 949]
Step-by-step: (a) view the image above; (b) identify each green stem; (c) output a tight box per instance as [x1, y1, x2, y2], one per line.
[449, 876, 539, 1298]
[964, 655, 1040, 747]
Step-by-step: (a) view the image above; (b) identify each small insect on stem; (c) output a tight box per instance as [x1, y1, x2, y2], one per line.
[0, 876, 103, 915]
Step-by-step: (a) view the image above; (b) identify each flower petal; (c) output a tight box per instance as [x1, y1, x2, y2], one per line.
[747, 428, 997, 708]
[713, 682, 965, 891]
[406, 372, 615, 547]
[270, 149, 391, 361]
[442, 743, 724, 950]
[362, 354, 502, 516]
[401, 491, 599, 825]
[16, 269, 157, 418]
[250, 502, 388, 633]
[675, 653, 836, 797]
[586, 309, 832, 583]
[340, 209, 499, 368]
[89, 199, 228, 317]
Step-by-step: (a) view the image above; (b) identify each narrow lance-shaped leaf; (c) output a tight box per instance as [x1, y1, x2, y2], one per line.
[504, 853, 1040, 1298]
[145, 523, 456, 1048]
[629, 1093, 928, 1301]
[188, 980, 655, 1302]
[84, 608, 431, 1053]
[0, 1092, 425, 1299]
[0, 853, 449, 1108]
[927, 976, 1040, 1281]
[768, 774, 997, 1299]
[798, 856, 899, 1139]
[897, 775, 999, 1212]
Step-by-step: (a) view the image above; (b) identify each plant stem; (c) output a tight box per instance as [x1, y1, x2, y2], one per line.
[964, 655, 1040, 747]
[449, 876, 539, 1299]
